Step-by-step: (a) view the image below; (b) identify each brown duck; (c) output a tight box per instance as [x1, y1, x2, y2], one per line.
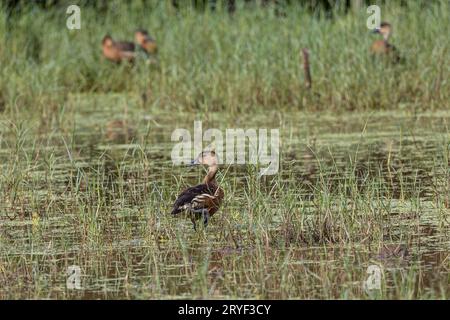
[370, 22, 401, 63]
[102, 35, 136, 64]
[105, 119, 135, 143]
[135, 29, 158, 55]
[170, 150, 224, 230]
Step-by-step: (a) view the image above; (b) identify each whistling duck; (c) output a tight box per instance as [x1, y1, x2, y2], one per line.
[134, 29, 158, 55]
[105, 119, 135, 143]
[370, 22, 401, 63]
[170, 150, 224, 230]
[102, 35, 136, 64]
[376, 244, 409, 260]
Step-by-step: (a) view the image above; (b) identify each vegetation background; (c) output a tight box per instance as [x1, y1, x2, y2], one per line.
[0, 0, 448, 299]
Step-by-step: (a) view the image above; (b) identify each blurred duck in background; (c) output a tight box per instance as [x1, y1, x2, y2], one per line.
[135, 29, 158, 56]
[102, 35, 136, 64]
[105, 119, 135, 143]
[370, 22, 401, 63]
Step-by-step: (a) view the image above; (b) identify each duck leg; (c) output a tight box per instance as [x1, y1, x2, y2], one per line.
[189, 208, 210, 230]
[190, 213, 197, 231]
[202, 209, 210, 227]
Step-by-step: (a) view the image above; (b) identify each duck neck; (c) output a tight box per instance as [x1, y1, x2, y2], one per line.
[203, 165, 218, 185]
[383, 32, 390, 42]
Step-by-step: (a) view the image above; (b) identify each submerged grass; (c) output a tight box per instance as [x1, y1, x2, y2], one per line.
[0, 1, 449, 299]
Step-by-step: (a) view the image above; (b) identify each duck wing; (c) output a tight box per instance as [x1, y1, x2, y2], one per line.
[115, 41, 135, 52]
[170, 183, 217, 215]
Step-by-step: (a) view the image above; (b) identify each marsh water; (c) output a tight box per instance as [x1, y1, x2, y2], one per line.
[0, 94, 449, 299]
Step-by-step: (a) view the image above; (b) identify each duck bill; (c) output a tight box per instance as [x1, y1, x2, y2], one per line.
[189, 158, 201, 166]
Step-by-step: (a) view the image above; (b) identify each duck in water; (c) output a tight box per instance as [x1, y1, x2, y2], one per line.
[170, 150, 224, 230]
[105, 119, 135, 143]
[370, 22, 401, 63]
[102, 35, 136, 64]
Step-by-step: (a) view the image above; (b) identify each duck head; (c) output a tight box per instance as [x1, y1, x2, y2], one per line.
[191, 150, 219, 167]
[102, 35, 114, 48]
[373, 22, 392, 41]
[135, 29, 154, 44]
